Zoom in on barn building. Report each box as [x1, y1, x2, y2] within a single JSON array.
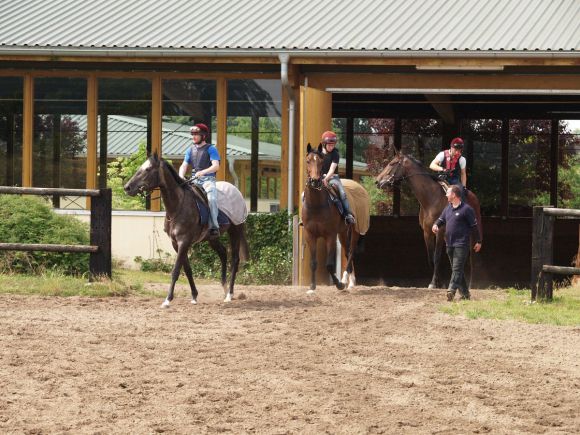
[[0, 0, 579, 286]]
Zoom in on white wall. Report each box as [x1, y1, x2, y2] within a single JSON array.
[[56, 210, 175, 269]]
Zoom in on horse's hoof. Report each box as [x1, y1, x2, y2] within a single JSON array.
[[428, 284, 435, 289], [306, 289, 315, 295], [161, 300, 171, 308], [336, 282, 345, 291], [224, 293, 232, 303], [191, 299, 197, 305]]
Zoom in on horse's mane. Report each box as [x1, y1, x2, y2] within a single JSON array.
[[402, 153, 440, 182], [160, 158, 185, 187]]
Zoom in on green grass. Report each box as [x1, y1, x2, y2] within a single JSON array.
[[0, 268, 215, 298], [441, 285, 580, 326]]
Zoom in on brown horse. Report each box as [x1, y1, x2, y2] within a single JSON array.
[[302, 143, 368, 292], [375, 151, 483, 289], [124, 153, 249, 307]]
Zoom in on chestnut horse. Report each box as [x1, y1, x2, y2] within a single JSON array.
[[124, 153, 249, 307], [375, 151, 483, 289], [301, 143, 366, 292]]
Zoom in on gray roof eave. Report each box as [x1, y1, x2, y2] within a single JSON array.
[[0, 46, 578, 59]]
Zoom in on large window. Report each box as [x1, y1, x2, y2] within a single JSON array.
[[508, 120, 551, 217], [162, 79, 216, 169], [0, 77, 23, 186], [462, 119, 502, 216], [350, 118, 393, 216], [34, 77, 87, 208], [227, 79, 281, 212], [557, 120, 580, 209], [98, 78, 151, 210], [400, 119, 442, 216]]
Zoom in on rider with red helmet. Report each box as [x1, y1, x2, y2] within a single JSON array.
[[320, 131, 355, 225], [430, 137, 467, 198], [179, 123, 221, 238]]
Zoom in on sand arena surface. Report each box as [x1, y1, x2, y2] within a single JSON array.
[[1, 285, 579, 434]]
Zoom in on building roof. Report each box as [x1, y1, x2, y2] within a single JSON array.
[[0, 0, 578, 55]]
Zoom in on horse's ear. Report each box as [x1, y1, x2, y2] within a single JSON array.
[[317, 143, 323, 154], [307, 143, 312, 154]]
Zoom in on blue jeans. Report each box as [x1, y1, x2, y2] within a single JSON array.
[[191, 175, 218, 229], [328, 175, 352, 215], [446, 245, 469, 296]]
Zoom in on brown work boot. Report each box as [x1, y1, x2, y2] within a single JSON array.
[[446, 291, 455, 302]]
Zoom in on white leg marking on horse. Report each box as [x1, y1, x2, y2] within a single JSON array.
[[428, 284, 435, 289], [224, 293, 232, 303], [341, 271, 349, 285], [348, 273, 356, 289], [306, 289, 315, 295], [191, 299, 197, 305], [161, 299, 171, 308]]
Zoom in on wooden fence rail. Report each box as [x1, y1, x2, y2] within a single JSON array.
[[531, 206, 580, 301], [0, 187, 112, 280]]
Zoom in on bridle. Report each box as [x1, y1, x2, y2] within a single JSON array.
[[305, 151, 324, 190], [379, 156, 433, 188]]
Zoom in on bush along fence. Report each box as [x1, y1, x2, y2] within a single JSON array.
[[0, 187, 112, 280], [531, 206, 580, 301], [138, 211, 294, 285]]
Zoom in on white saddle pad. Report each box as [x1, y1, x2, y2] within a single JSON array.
[[216, 181, 248, 225]]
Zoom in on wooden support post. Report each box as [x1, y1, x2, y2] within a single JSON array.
[[89, 188, 112, 280], [531, 206, 554, 301]]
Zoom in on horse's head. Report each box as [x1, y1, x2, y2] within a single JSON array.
[[305, 143, 324, 190], [375, 152, 406, 189], [124, 153, 162, 196]]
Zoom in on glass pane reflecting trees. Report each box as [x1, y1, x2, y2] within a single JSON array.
[[34, 77, 87, 208], [0, 77, 23, 186], [227, 79, 281, 212]]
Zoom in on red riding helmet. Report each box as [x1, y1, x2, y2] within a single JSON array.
[[450, 137, 464, 149], [321, 131, 338, 144], [190, 123, 209, 137]]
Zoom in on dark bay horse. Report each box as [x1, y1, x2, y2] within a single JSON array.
[[124, 153, 249, 307], [375, 151, 483, 289], [302, 143, 367, 292]]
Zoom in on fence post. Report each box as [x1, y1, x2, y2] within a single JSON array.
[[89, 188, 112, 280], [292, 215, 299, 286], [531, 206, 554, 301]]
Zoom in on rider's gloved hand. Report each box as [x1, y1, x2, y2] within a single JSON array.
[[437, 170, 450, 180]]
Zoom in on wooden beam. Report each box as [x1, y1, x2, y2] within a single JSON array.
[[308, 73, 580, 91], [22, 75, 33, 187], [217, 77, 227, 181], [424, 94, 455, 124], [86, 74, 98, 209], [150, 75, 162, 211]]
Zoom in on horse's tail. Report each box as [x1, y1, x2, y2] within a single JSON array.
[[236, 223, 250, 263]]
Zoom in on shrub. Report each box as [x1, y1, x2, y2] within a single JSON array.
[[0, 195, 90, 275], [138, 211, 293, 284]]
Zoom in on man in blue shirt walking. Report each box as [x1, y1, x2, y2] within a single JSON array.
[[179, 123, 221, 238], [432, 184, 482, 301]]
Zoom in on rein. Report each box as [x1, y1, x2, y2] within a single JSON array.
[[387, 159, 433, 185]]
